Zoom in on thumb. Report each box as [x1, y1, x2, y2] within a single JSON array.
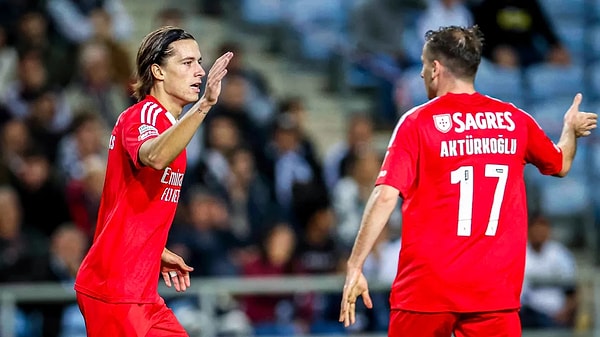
[[570, 93, 583, 111]]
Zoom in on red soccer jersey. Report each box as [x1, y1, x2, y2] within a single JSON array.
[[75, 95, 186, 303], [376, 92, 562, 312]]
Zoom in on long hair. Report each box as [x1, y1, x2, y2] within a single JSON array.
[[132, 26, 194, 101]]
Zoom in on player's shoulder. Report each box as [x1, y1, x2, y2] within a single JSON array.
[[119, 96, 166, 126], [480, 94, 531, 116], [398, 98, 442, 125]]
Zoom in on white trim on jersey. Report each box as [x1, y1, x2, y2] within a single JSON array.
[[140, 101, 153, 124], [165, 111, 177, 125], [140, 102, 164, 126], [151, 106, 163, 126]]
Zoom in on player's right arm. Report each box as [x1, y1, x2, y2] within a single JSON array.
[[138, 52, 233, 170]]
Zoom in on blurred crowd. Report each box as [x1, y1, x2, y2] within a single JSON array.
[[0, 0, 592, 336]]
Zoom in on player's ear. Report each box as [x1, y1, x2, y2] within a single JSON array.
[[432, 60, 441, 79], [151, 64, 165, 81]]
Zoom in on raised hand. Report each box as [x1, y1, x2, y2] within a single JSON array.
[[201, 52, 234, 106], [564, 93, 598, 137]]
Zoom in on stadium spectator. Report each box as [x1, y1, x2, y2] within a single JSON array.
[[471, 0, 570, 68], [56, 111, 107, 182], [63, 40, 131, 128], [339, 25, 596, 336], [240, 223, 301, 335], [45, 0, 132, 44], [332, 149, 383, 249], [217, 40, 275, 127], [349, 0, 427, 125], [521, 215, 578, 328], [223, 147, 278, 245], [417, 0, 473, 40], [168, 187, 243, 277], [323, 112, 375, 191]]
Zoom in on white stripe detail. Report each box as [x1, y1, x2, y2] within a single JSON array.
[[165, 111, 177, 125], [145, 104, 158, 126], [140, 102, 153, 124], [151, 107, 163, 126]]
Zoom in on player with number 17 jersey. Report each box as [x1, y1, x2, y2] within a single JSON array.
[[376, 92, 563, 312], [75, 95, 186, 303]]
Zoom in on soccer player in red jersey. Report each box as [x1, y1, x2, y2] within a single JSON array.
[[339, 26, 597, 337], [74, 26, 233, 337]]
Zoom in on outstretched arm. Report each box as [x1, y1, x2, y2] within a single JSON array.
[[139, 52, 233, 170], [339, 184, 399, 327], [555, 93, 597, 177]]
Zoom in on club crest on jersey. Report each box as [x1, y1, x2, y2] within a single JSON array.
[[433, 114, 452, 133]]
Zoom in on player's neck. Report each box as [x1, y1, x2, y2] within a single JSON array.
[[149, 88, 184, 119], [436, 79, 476, 97]]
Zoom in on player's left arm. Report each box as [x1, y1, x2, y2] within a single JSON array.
[[555, 93, 597, 177], [160, 247, 194, 292]]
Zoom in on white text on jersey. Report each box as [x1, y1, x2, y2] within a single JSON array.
[[440, 135, 517, 157], [453, 111, 515, 133], [160, 167, 184, 187], [160, 167, 184, 203]]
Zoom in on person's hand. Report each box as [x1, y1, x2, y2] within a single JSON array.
[[201, 52, 234, 106], [161, 248, 194, 292], [339, 267, 372, 327], [564, 93, 597, 138]]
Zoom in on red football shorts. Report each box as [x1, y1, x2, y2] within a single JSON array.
[[389, 309, 521, 337], [76, 292, 188, 337]]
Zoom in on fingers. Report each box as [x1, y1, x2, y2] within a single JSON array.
[[184, 272, 191, 288], [362, 289, 373, 309], [162, 272, 172, 287], [571, 93, 583, 110], [208, 52, 233, 79]]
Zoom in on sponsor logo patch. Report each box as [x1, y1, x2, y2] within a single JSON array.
[[138, 124, 158, 141], [433, 114, 452, 133]]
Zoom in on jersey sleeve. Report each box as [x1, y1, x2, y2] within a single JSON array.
[[375, 112, 419, 198], [524, 113, 563, 175], [121, 111, 161, 169]]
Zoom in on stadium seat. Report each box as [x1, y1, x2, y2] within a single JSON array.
[[526, 96, 575, 139], [589, 62, 600, 101], [282, 0, 346, 62], [524, 63, 585, 103], [475, 60, 525, 108], [240, 0, 283, 26], [588, 24, 600, 63], [539, 0, 586, 21]]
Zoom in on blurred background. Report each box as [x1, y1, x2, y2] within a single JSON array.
[[0, 0, 599, 336]]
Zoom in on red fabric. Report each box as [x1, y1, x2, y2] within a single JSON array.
[[75, 95, 186, 303], [377, 93, 562, 312], [76, 292, 188, 337], [388, 309, 521, 337]]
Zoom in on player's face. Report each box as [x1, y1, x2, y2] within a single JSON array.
[[160, 39, 206, 105], [420, 45, 437, 99]]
